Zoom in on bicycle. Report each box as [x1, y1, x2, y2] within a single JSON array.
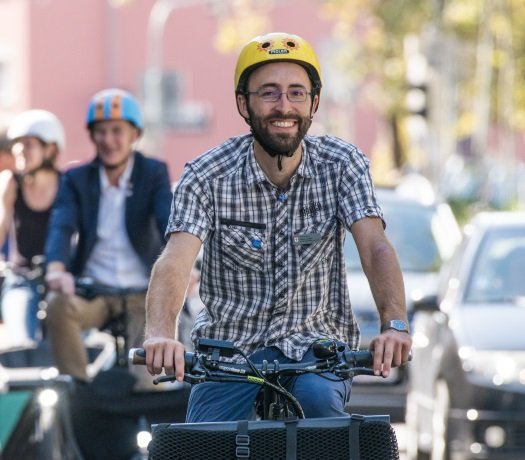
[[74, 277, 148, 369], [130, 338, 403, 460]]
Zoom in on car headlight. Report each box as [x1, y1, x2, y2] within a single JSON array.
[[459, 347, 525, 386]]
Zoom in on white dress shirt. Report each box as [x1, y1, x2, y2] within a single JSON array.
[[83, 157, 149, 289]]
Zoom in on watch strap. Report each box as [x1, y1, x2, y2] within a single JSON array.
[[380, 319, 409, 333]]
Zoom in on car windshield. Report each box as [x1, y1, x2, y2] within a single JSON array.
[[344, 199, 442, 273], [465, 227, 525, 303]]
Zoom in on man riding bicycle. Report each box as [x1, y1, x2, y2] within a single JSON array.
[[143, 32, 412, 422]]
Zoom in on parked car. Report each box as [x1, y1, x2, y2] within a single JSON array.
[[345, 185, 461, 423], [406, 211, 525, 460]]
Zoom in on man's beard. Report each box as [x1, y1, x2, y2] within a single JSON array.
[[248, 106, 311, 158]]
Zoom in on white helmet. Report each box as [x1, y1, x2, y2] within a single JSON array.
[[7, 109, 66, 152]]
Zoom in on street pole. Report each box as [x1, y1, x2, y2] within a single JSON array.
[[144, 0, 219, 157]]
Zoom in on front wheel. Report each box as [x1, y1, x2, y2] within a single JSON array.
[[431, 380, 450, 460]]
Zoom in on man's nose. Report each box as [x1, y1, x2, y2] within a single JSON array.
[[275, 92, 294, 110]]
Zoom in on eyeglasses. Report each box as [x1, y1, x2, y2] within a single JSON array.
[[246, 87, 311, 103]]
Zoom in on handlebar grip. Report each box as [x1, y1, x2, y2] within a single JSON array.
[[129, 348, 146, 366], [128, 347, 198, 371], [351, 350, 374, 367], [342, 349, 412, 367]]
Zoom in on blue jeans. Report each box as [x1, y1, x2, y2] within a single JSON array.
[[1, 272, 41, 346], [186, 346, 352, 422]]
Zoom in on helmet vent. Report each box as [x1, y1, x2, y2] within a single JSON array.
[[262, 42, 271, 49]]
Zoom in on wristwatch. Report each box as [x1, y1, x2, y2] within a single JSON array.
[[381, 320, 409, 334]]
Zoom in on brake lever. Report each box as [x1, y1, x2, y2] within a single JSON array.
[[333, 366, 380, 379], [153, 373, 206, 385], [153, 375, 173, 385]]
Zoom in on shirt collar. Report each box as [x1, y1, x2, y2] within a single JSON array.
[[296, 139, 316, 179], [244, 138, 316, 187]]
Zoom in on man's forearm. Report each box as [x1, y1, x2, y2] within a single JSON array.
[[365, 243, 407, 323], [145, 231, 202, 340], [145, 253, 187, 340]]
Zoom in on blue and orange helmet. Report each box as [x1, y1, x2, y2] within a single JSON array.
[[86, 88, 144, 133]]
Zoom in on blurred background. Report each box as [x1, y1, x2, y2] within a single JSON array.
[[1, 0, 524, 223]]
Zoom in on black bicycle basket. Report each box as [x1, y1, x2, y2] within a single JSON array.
[[147, 414, 399, 460]]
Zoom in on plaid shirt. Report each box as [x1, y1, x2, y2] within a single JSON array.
[[167, 134, 383, 361]]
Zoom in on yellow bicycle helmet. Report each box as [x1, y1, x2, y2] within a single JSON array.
[[234, 32, 322, 97]]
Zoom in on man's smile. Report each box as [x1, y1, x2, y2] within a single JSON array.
[[271, 120, 296, 128]]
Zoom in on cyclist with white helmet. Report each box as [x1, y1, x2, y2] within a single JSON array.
[[43, 88, 172, 388], [143, 32, 412, 422], [0, 109, 64, 347]]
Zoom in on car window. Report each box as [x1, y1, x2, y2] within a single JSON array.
[[345, 200, 443, 272], [466, 228, 525, 303]]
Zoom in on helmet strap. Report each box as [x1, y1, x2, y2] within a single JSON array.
[[250, 126, 295, 164]]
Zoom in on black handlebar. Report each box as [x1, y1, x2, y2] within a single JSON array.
[[75, 277, 147, 300], [130, 339, 411, 421], [128, 341, 379, 384], [129, 347, 146, 365]]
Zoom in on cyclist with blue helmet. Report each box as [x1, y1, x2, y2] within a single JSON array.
[[143, 33, 412, 422], [43, 88, 172, 388]]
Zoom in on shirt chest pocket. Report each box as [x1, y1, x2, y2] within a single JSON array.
[[295, 219, 336, 272], [219, 219, 266, 272]]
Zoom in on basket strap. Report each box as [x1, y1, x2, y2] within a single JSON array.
[[349, 414, 364, 460], [285, 417, 298, 460], [235, 420, 250, 459]]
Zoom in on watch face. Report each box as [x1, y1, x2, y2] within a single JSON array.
[[383, 320, 409, 333], [391, 320, 408, 331]]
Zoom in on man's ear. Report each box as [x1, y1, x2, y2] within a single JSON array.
[[312, 94, 320, 114], [236, 93, 249, 119]]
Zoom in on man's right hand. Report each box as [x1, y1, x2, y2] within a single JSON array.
[[45, 270, 75, 295], [143, 337, 186, 382]]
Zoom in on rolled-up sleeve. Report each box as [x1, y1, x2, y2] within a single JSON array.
[[337, 148, 384, 229], [166, 165, 212, 242]]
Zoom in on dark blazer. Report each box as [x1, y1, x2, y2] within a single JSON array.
[[45, 151, 172, 276]]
